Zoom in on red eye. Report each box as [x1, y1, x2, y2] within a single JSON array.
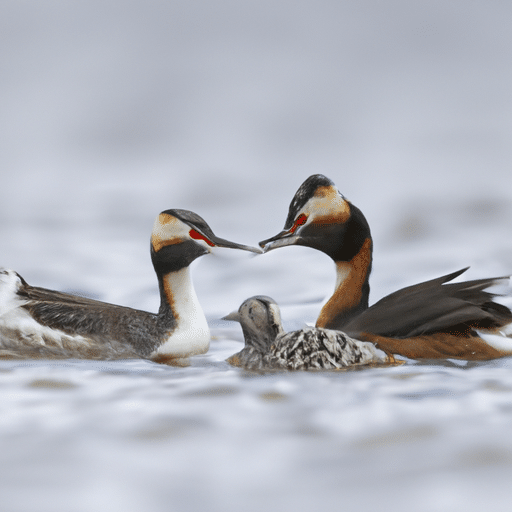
[[289, 213, 307, 234], [189, 229, 215, 247]]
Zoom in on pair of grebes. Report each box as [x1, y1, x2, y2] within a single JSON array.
[[1, 175, 511, 369]]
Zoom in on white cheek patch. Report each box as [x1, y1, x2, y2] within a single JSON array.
[[151, 214, 190, 252], [302, 187, 350, 225]]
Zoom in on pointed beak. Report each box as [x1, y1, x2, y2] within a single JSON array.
[[208, 234, 262, 254], [258, 230, 302, 253], [222, 310, 241, 322]]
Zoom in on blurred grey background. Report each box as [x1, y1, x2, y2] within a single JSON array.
[[1, 0, 512, 311]]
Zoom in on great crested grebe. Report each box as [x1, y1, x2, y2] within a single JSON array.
[[259, 175, 512, 361], [0, 209, 260, 363]]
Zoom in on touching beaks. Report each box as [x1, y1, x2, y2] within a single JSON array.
[[258, 231, 302, 253], [191, 229, 262, 254], [212, 236, 263, 254], [259, 213, 307, 252]]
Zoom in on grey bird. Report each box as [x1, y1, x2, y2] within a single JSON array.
[[224, 296, 399, 370]]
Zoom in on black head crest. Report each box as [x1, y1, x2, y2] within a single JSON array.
[[284, 174, 336, 229], [161, 209, 216, 239]]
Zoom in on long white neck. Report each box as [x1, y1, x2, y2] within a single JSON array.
[[155, 267, 210, 358]]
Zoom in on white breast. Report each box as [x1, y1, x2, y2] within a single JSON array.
[[153, 267, 210, 358]]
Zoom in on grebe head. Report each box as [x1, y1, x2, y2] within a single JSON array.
[[259, 174, 371, 263], [151, 209, 261, 274], [223, 295, 284, 353]]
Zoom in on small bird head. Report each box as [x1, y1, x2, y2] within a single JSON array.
[[223, 295, 285, 353]]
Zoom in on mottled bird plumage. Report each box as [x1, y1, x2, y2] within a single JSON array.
[[225, 296, 395, 370]]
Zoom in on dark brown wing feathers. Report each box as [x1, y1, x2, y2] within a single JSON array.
[[16, 278, 162, 357], [343, 268, 512, 338]]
